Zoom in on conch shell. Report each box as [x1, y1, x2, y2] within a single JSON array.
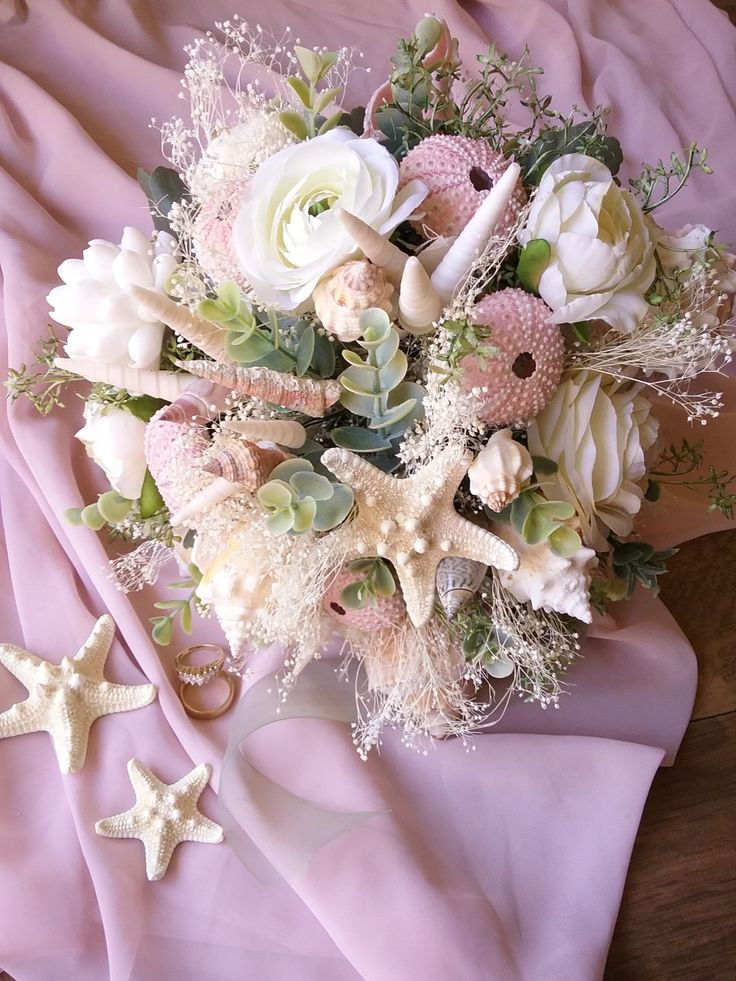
[[220, 417, 307, 449], [313, 260, 395, 342], [202, 435, 287, 490], [435, 556, 487, 619], [55, 357, 197, 402], [397, 256, 444, 335], [335, 208, 409, 286], [431, 162, 521, 303], [493, 523, 596, 623], [468, 429, 533, 511], [179, 360, 341, 418], [129, 286, 232, 363]]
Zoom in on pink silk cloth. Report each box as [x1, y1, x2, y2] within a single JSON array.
[[0, 1, 735, 978]]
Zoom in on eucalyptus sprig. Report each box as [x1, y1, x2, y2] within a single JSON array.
[[5, 326, 77, 415], [280, 46, 343, 140], [629, 143, 712, 213], [648, 437, 736, 518], [149, 563, 203, 646]]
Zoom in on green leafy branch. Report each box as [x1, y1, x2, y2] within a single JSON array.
[[648, 438, 736, 518], [149, 564, 203, 646], [629, 143, 711, 213], [5, 326, 77, 415], [198, 281, 336, 378], [431, 316, 499, 379], [257, 458, 354, 535], [280, 46, 343, 140], [339, 558, 397, 610], [333, 308, 425, 453], [494, 483, 582, 559], [514, 111, 623, 187]]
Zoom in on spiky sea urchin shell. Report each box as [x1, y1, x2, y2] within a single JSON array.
[[399, 135, 526, 238], [461, 288, 565, 425], [322, 566, 406, 631]]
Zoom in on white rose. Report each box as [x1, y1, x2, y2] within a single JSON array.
[[76, 403, 148, 500], [519, 154, 655, 332], [232, 128, 427, 310], [527, 372, 659, 550], [47, 227, 179, 369]]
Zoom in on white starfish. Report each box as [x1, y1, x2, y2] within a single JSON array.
[[0, 615, 157, 774], [95, 759, 224, 881], [321, 444, 519, 627]]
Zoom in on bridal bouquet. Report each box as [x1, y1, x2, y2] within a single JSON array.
[[10, 15, 735, 752]]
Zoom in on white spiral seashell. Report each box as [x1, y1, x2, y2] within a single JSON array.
[[335, 207, 409, 286], [128, 285, 232, 363], [435, 556, 487, 619], [468, 429, 534, 511], [493, 523, 596, 623], [397, 256, 444, 335], [220, 418, 307, 449], [431, 162, 521, 303], [55, 357, 197, 402], [313, 260, 396, 342], [169, 476, 244, 527], [416, 235, 456, 274]]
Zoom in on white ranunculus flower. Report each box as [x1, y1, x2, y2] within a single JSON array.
[[527, 372, 659, 550], [47, 227, 179, 370], [232, 128, 427, 310], [76, 403, 148, 500], [519, 154, 655, 332]]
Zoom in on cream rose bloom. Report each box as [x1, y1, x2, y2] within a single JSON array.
[[527, 372, 659, 550], [76, 403, 148, 500], [232, 128, 427, 310], [519, 154, 655, 332]]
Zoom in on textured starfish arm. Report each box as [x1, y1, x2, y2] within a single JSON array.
[[74, 616, 116, 678], [450, 517, 519, 571], [0, 644, 47, 689], [127, 757, 165, 797], [53, 705, 93, 774], [144, 834, 179, 881], [0, 698, 43, 738], [396, 559, 442, 628], [87, 682, 157, 719], [185, 815, 225, 844], [95, 809, 141, 839], [174, 763, 211, 799]]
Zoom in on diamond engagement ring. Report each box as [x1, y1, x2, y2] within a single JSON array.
[[174, 644, 225, 686]]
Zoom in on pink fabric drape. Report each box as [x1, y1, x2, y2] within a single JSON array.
[[0, 2, 734, 979]]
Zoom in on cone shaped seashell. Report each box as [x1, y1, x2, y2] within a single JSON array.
[[169, 476, 244, 527], [55, 357, 197, 402], [202, 436, 287, 491], [129, 286, 231, 363], [335, 207, 408, 287], [156, 389, 215, 425], [398, 257, 444, 335], [179, 360, 342, 418], [431, 162, 521, 303], [220, 417, 307, 449], [313, 260, 396, 343], [436, 556, 487, 619], [468, 429, 534, 511], [416, 236, 455, 274]]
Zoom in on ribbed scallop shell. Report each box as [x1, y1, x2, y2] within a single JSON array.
[[202, 437, 287, 491], [468, 429, 534, 511], [313, 260, 396, 343], [435, 556, 487, 619]]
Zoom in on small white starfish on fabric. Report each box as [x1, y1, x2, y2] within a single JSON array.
[[95, 759, 224, 881], [0, 615, 157, 774], [321, 444, 519, 627]]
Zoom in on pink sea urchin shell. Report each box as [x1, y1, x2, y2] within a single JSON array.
[[192, 179, 247, 285], [399, 135, 526, 239], [461, 289, 564, 426], [322, 566, 406, 632]]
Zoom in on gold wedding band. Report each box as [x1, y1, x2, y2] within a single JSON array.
[[174, 644, 224, 686], [179, 672, 236, 720]]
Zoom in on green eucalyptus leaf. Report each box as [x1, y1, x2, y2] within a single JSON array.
[[278, 110, 309, 141], [292, 497, 318, 533], [187, 562, 202, 584], [315, 51, 339, 81], [369, 397, 417, 430], [331, 427, 393, 453], [216, 281, 242, 317], [150, 616, 174, 646], [377, 350, 408, 392], [266, 509, 296, 536], [139, 469, 164, 519], [535, 500, 576, 523], [340, 580, 366, 610], [314, 87, 342, 114], [180, 602, 193, 634], [123, 395, 166, 422], [228, 332, 274, 364], [517, 239, 551, 293], [97, 491, 133, 524], [295, 323, 316, 377], [81, 503, 106, 531], [313, 483, 354, 531], [291, 471, 334, 502], [521, 506, 555, 545], [257, 480, 295, 510], [154, 600, 185, 610], [340, 389, 377, 418], [341, 349, 365, 367], [531, 455, 559, 476], [294, 45, 322, 82], [340, 364, 377, 395], [255, 349, 299, 373], [270, 458, 314, 482], [64, 507, 84, 526], [372, 560, 396, 597], [510, 491, 536, 533], [287, 75, 312, 108], [198, 298, 228, 323], [547, 525, 583, 558], [311, 333, 336, 377]]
